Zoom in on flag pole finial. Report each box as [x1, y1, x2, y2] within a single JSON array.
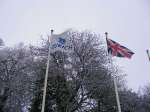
[[146, 49, 150, 61], [105, 32, 108, 38], [146, 49, 149, 53], [51, 29, 54, 33]]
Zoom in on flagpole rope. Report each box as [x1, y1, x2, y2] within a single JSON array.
[[41, 29, 54, 112]]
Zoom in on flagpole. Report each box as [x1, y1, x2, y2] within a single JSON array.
[[41, 29, 54, 112], [105, 32, 122, 112], [113, 76, 121, 112]]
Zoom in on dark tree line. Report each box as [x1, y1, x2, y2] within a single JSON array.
[[0, 30, 150, 112]]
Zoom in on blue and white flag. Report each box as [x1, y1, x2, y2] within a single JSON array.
[[50, 31, 73, 53]]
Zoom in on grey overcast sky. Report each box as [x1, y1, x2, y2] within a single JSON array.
[[0, 0, 150, 91]]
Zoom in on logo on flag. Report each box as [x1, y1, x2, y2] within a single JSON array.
[[50, 31, 73, 53], [106, 38, 134, 59], [58, 37, 66, 45]]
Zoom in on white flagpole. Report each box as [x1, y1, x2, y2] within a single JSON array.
[[113, 76, 121, 112], [105, 32, 121, 112], [41, 29, 54, 112]]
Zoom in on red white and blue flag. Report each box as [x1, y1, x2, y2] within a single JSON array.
[[106, 38, 134, 59]]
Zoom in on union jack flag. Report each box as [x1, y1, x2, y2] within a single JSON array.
[[106, 38, 134, 59]]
